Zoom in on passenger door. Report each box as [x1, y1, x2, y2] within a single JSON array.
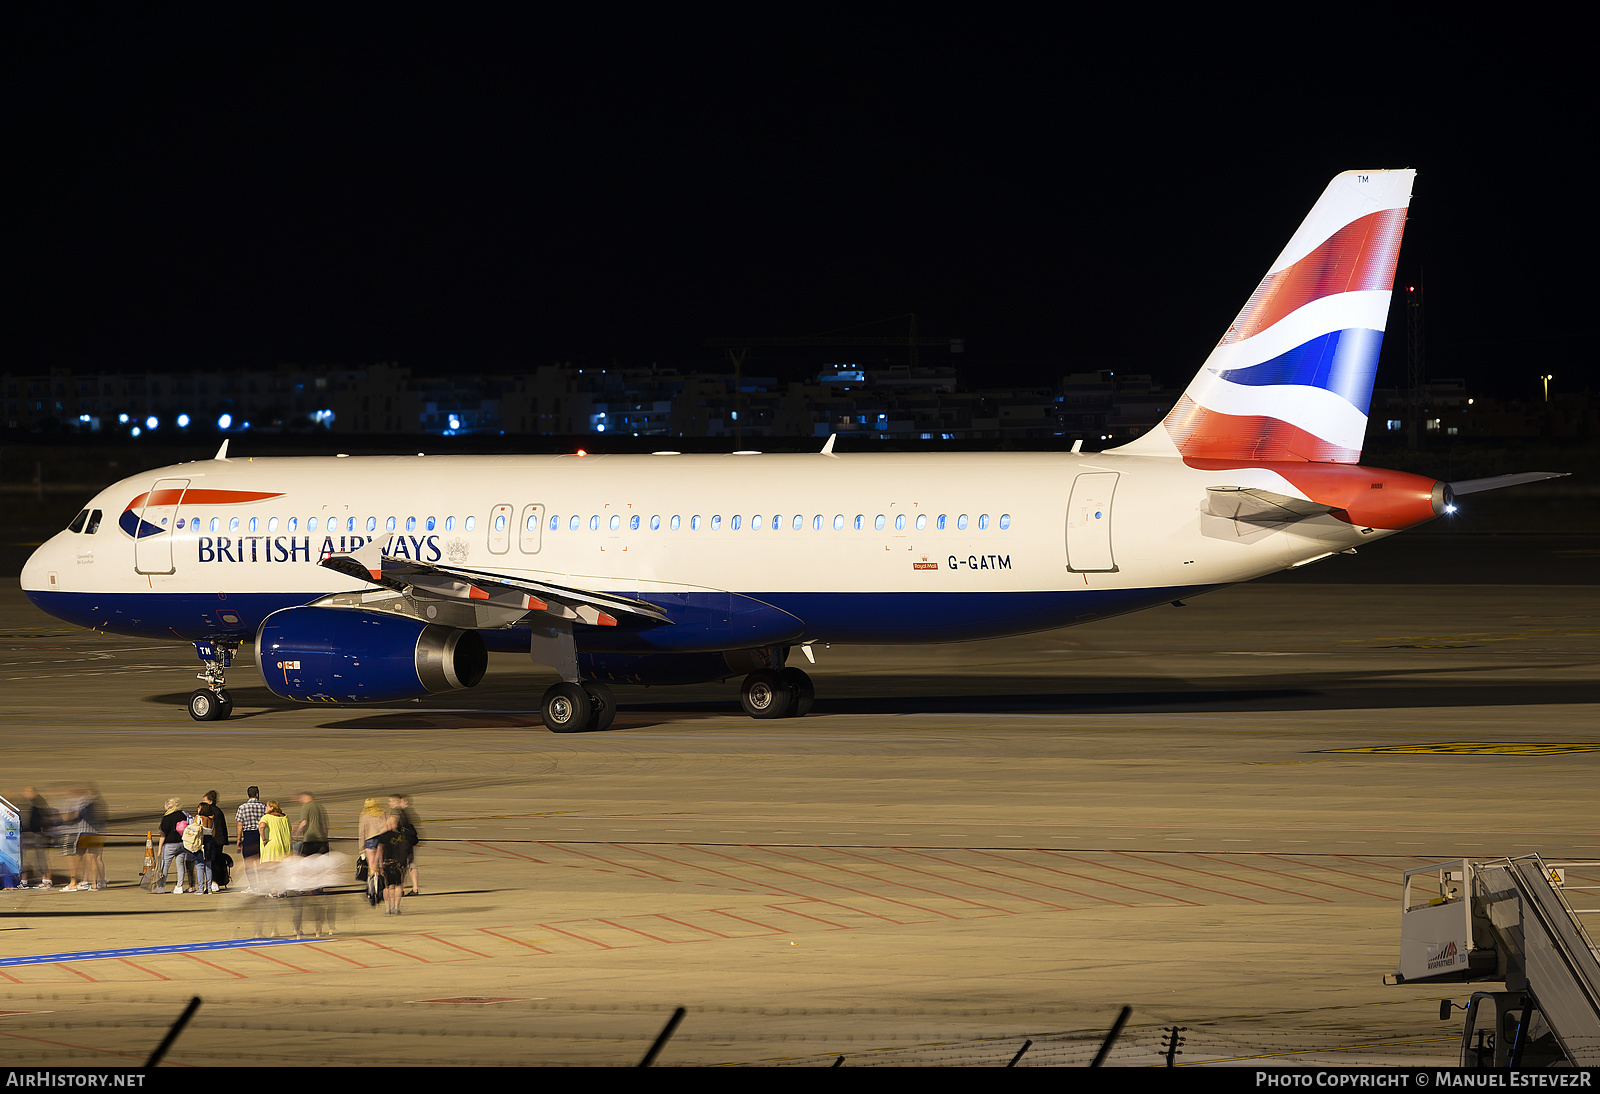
[[1065, 472, 1119, 573], [134, 477, 189, 575]]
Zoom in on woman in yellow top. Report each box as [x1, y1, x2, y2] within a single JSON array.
[[358, 798, 386, 903], [259, 801, 292, 863]]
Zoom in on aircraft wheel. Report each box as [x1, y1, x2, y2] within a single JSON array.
[[541, 682, 593, 732], [741, 671, 794, 719], [584, 682, 617, 732], [188, 689, 222, 721], [781, 668, 814, 718], [216, 689, 234, 720]]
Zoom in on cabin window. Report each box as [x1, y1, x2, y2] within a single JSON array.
[[711, 515, 722, 531], [792, 515, 803, 531], [690, 515, 701, 531], [999, 513, 1011, 530], [268, 517, 279, 533], [812, 514, 822, 531], [650, 515, 661, 530], [589, 515, 599, 531], [549, 515, 559, 531], [308, 517, 317, 532], [670, 515, 681, 531], [426, 516, 436, 531], [874, 514, 885, 531], [957, 514, 968, 530], [894, 514, 905, 531], [528, 514, 540, 531], [631, 515, 640, 531], [854, 515, 864, 530], [445, 516, 456, 531], [978, 514, 989, 530], [610, 515, 621, 531], [366, 517, 377, 532], [385, 517, 396, 532], [937, 514, 947, 530], [464, 516, 476, 531], [230, 517, 241, 532], [406, 516, 416, 532], [915, 514, 926, 530], [752, 514, 764, 530], [731, 515, 741, 530], [249, 517, 259, 533], [287, 517, 297, 533], [834, 514, 845, 530]]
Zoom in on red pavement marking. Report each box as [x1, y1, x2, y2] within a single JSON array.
[[1119, 851, 1333, 903], [1025, 851, 1202, 905], [549, 842, 685, 883], [244, 947, 315, 973], [1048, 851, 1251, 904], [654, 914, 734, 939], [0, 1028, 166, 1062], [52, 963, 98, 982], [761, 902, 857, 930], [354, 937, 433, 963], [466, 840, 549, 864], [117, 957, 171, 980], [595, 918, 681, 944], [960, 844, 1139, 908], [858, 845, 1075, 911], [706, 908, 790, 935], [614, 843, 913, 926], [477, 928, 555, 956], [183, 953, 249, 979], [422, 934, 494, 958], [1261, 854, 1400, 900], [537, 922, 618, 949], [1195, 852, 1391, 901], [900, 847, 1091, 908], [701, 844, 954, 923]]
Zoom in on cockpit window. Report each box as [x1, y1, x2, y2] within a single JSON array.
[[85, 509, 103, 534], [68, 509, 89, 533]]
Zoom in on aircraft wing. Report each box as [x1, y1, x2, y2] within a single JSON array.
[[1205, 486, 1333, 524], [317, 544, 673, 630], [1448, 472, 1569, 496]]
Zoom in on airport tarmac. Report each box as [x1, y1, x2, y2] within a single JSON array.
[[2, 538, 1598, 1067]]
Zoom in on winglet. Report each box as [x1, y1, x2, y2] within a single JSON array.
[[821, 433, 837, 456], [214, 439, 230, 461]]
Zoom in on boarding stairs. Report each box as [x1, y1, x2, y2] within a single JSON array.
[[1394, 855, 1600, 1067]]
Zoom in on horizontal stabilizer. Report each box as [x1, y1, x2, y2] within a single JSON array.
[[1448, 472, 1569, 496], [1206, 485, 1333, 524]]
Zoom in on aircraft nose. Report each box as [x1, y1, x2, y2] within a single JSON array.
[[20, 532, 63, 595]]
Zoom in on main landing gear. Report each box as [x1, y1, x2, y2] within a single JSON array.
[[188, 637, 240, 721], [740, 667, 813, 719], [540, 680, 616, 733]]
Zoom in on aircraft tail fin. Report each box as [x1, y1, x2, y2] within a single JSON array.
[[1112, 169, 1415, 464]]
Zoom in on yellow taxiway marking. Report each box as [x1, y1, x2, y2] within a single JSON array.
[[1319, 742, 1600, 756]]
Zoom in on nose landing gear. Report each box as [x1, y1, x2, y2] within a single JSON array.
[[189, 638, 240, 721]]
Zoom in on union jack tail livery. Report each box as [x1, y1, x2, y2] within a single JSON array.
[[1116, 169, 1415, 464]]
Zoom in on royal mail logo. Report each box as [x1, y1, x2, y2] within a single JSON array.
[[913, 561, 939, 571]]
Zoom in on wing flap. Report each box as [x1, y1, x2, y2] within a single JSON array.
[[318, 548, 671, 629]]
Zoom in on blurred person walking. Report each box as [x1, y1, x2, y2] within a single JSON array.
[[235, 786, 266, 891], [357, 798, 386, 906], [197, 790, 228, 892], [389, 793, 423, 896], [294, 791, 329, 856], [154, 797, 194, 895], [19, 787, 52, 888], [376, 812, 408, 915]]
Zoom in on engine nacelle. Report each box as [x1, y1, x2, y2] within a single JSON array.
[[257, 606, 488, 704]]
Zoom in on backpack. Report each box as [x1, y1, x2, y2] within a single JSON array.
[[181, 814, 204, 852]]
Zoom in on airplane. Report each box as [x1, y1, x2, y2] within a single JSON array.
[[20, 169, 1565, 731]]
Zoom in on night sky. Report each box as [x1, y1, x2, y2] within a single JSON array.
[[6, 12, 1588, 398]]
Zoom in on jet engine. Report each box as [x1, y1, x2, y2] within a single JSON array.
[[257, 605, 488, 704]]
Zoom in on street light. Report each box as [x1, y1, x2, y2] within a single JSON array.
[[1541, 374, 1553, 401]]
